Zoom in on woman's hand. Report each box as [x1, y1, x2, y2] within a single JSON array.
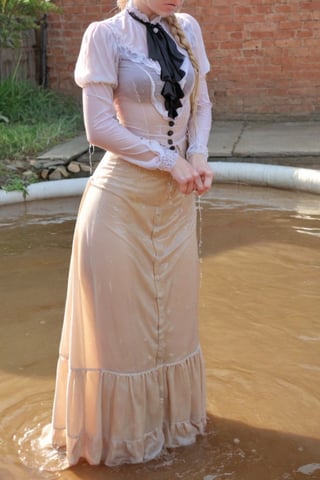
[[170, 155, 214, 195], [170, 156, 204, 195], [189, 153, 214, 195]]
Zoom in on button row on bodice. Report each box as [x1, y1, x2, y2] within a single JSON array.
[[168, 120, 175, 151]]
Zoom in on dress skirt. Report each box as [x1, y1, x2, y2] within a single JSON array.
[[51, 154, 207, 466]]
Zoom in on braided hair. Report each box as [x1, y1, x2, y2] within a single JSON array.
[[165, 14, 199, 113]]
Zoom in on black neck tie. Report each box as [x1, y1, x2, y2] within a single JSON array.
[[129, 10, 185, 119]]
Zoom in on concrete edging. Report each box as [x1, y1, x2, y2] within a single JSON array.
[[0, 162, 320, 206]]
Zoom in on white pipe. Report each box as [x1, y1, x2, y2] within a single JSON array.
[[0, 163, 320, 206], [0, 177, 88, 206], [210, 162, 320, 195]]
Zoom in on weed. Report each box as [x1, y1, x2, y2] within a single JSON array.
[[0, 79, 84, 161], [0, 79, 84, 190]]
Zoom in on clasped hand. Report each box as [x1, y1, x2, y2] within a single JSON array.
[[170, 154, 214, 195]]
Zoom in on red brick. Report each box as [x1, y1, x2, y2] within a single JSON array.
[[293, 29, 313, 38], [234, 6, 252, 15], [242, 39, 262, 50], [302, 37, 320, 46], [46, 0, 320, 118]]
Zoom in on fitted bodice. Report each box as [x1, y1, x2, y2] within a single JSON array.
[[114, 46, 194, 154], [74, 3, 212, 170]]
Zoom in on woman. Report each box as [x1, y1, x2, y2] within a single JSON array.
[[50, 0, 213, 467]]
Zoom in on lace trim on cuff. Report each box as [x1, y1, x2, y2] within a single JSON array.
[[157, 148, 178, 171], [121, 139, 178, 172], [143, 138, 178, 171]]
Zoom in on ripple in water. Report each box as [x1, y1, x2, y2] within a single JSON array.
[[0, 397, 257, 480], [0, 391, 68, 478]]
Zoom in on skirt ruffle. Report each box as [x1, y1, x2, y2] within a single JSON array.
[[52, 348, 206, 466]]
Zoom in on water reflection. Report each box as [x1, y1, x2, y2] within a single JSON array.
[[0, 185, 320, 480]]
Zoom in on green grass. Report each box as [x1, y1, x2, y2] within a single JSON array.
[[0, 117, 83, 159], [0, 158, 38, 194], [0, 78, 84, 160]]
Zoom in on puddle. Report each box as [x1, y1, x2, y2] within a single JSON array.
[[0, 185, 320, 480]]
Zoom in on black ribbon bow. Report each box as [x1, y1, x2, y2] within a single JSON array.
[[129, 10, 185, 119]]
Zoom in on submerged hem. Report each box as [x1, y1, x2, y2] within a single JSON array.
[[51, 347, 207, 467], [52, 416, 207, 467]]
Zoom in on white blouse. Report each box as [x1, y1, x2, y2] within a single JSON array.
[[74, 2, 212, 171]]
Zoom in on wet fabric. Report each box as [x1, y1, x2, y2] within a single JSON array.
[[74, 4, 212, 168], [51, 158, 207, 466], [49, 0, 211, 467]]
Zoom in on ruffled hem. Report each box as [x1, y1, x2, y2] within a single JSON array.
[[50, 348, 206, 466]]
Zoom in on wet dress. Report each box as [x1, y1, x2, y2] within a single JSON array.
[[50, 2, 212, 467]]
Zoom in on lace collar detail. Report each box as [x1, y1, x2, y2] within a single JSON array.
[[127, 0, 162, 25]]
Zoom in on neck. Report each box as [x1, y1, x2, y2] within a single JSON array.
[[131, 0, 158, 20]]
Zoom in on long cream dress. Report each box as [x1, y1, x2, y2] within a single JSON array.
[[51, 1, 212, 467]]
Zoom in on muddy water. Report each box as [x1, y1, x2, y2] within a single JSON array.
[[0, 185, 320, 480]]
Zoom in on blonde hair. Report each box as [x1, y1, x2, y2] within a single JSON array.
[[165, 14, 199, 113], [117, 0, 200, 112]]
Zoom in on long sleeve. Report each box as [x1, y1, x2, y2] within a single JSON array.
[[186, 74, 212, 160], [75, 21, 178, 171], [82, 84, 178, 171]]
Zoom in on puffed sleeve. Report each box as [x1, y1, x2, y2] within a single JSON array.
[[74, 22, 178, 171], [179, 14, 212, 160], [74, 21, 118, 88]]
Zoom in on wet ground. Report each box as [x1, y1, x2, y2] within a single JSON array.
[[0, 184, 320, 480]]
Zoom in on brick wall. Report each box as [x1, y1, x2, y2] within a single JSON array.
[[47, 0, 320, 119]]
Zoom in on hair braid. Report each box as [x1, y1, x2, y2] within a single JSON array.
[[166, 14, 199, 113]]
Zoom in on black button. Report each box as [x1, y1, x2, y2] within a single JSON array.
[[167, 130, 174, 136], [169, 146, 175, 150], [168, 139, 173, 145], [168, 120, 174, 127]]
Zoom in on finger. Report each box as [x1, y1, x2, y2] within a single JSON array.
[[194, 175, 204, 193], [203, 171, 214, 190], [178, 179, 189, 194], [181, 171, 196, 184], [180, 180, 194, 195], [178, 171, 198, 194], [194, 173, 212, 195], [185, 180, 195, 195]]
